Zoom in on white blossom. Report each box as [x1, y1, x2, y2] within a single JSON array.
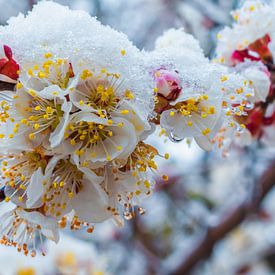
[[0, 205, 59, 256]]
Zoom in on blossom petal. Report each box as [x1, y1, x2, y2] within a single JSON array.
[[17, 209, 60, 243], [70, 178, 111, 223], [49, 101, 72, 148], [26, 167, 45, 208]]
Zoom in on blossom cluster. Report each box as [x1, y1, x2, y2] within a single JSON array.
[[0, 0, 273, 255], [0, 1, 163, 256], [215, 0, 275, 149]]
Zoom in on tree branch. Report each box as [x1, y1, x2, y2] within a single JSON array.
[[171, 160, 275, 275]]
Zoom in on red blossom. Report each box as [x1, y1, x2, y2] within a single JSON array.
[[263, 111, 275, 126], [245, 108, 264, 137], [231, 49, 261, 64], [231, 35, 273, 65], [249, 34, 273, 63], [0, 45, 19, 82]]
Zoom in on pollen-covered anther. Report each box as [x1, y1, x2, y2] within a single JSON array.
[[202, 128, 211, 136], [220, 75, 228, 82], [120, 110, 129, 115]]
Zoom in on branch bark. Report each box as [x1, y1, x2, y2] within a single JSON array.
[[171, 160, 275, 275]]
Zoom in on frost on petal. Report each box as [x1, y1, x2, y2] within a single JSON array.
[[0, 1, 154, 119], [155, 28, 204, 57]]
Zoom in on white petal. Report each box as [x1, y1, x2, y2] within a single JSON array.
[[194, 136, 213, 151], [71, 179, 111, 223], [41, 228, 60, 243], [71, 111, 107, 125], [36, 85, 66, 100], [20, 73, 46, 91], [114, 101, 151, 139], [242, 67, 270, 102], [77, 165, 106, 201], [26, 168, 45, 208], [50, 101, 72, 148], [17, 209, 60, 243], [45, 155, 64, 175], [0, 74, 17, 83]]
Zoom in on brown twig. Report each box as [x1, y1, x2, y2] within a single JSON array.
[[0, 81, 15, 91], [171, 160, 275, 275]]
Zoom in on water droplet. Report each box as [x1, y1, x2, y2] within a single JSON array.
[[236, 126, 245, 134], [123, 211, 133, 220], [245, 102, 254, 110], [137, 207, 146, 215], [168, 132, 184, 143]]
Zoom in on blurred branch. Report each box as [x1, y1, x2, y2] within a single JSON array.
[[28, 0, 35, 10], [171, 160, 275, 275], [133, 215, 166, 258], [132, 216, 164, 275], [93, 0, 102, 19]]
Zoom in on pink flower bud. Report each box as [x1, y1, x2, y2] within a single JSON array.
[[154, 69, 182, 101]]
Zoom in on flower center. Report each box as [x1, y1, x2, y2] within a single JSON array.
[[15, 96, 64, 140], [1, 151, 47, 203], [76, 69, 135, 116], [27, 57, 73, 90], [82, 81, 120, 113], [124, 141, 159, 173], [173, 96, 216, 117], [65, 120, 121, 160]]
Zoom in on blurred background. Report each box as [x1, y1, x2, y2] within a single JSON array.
[[1, 1, 275, 275]]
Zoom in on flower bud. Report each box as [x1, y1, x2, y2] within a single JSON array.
[[154, 69, 182, 101]]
